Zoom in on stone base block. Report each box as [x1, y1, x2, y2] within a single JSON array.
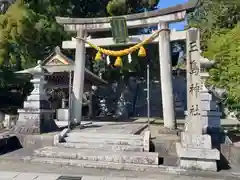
[[176, 142, 220, 160], [181, 133, 212, 149], [11, 125, 41, 134], [177, 143, 219, 171], [11, 109, 58, 134], [179, 159, 217, 171], [176, 133, 220, 171]]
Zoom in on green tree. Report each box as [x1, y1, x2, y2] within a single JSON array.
[[0, 1, 68, 69], [188, 0, 240, 113], [205, 25, 240, 112], [0, 0, 161, 111], [0, 0, 160, 70], [107, 0, 158, 16], [188, 0, 240, 50], [0, 0, 70, 113]]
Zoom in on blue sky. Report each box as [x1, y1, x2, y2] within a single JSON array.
[[157, 0, 188, 30]]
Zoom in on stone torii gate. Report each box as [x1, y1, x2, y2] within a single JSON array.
[[55, 0, 199, 127]]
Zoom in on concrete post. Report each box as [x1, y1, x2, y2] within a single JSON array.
[[158, 22, 175, 129], [72, 29, 87, 124]]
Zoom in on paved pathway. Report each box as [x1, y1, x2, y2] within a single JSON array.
[[0, 172, 60, 180], [0, 159, 239, 180], [71, 121, 148, 134], [1, 171, 240, 180]]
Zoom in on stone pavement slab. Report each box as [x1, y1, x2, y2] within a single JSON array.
[[0, 159, 239, 180], [79, 123, 147, 134], [0, 172, 60, 180], [0, 171, 234, 180], [0, 172, 20, 179], [13, 173, 38, 180]]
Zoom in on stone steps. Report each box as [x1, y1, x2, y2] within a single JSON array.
[[56, 142, 144, 152], [23, 156, 159, 171], [67, 132, 143, 140], [65, 136, 143, 146], [34, 146, 159, 165]]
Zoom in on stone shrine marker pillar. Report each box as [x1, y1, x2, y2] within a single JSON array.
[[176, 28, 220, 171], [185, 28, 202, 134]]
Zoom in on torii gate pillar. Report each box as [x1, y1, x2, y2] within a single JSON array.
[[158, 22, 175, 129], [72, 29, 87, 124]]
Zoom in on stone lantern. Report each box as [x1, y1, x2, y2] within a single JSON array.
[[11, 60, 58, 134], [184, 57, 222, 132], [199, 57, 222, 133]]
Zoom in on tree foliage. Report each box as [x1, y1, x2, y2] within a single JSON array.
[[188, 0, 240, 50], [0, 0, 160, 70], [205, 25, 240, 111], [188, 0, 240, 112], [107, 0, 158, 16], [0, 1, 68, 70], [0, 0, 160, 112]]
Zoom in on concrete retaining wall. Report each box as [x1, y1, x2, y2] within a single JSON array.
[[220, 144, 240, 169]]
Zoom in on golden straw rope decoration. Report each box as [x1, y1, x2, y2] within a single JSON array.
[[77, 29, 169, 67], [95, 51, 102, 61]]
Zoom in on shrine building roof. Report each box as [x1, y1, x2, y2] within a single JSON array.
[[16, 46, 107, 86]]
